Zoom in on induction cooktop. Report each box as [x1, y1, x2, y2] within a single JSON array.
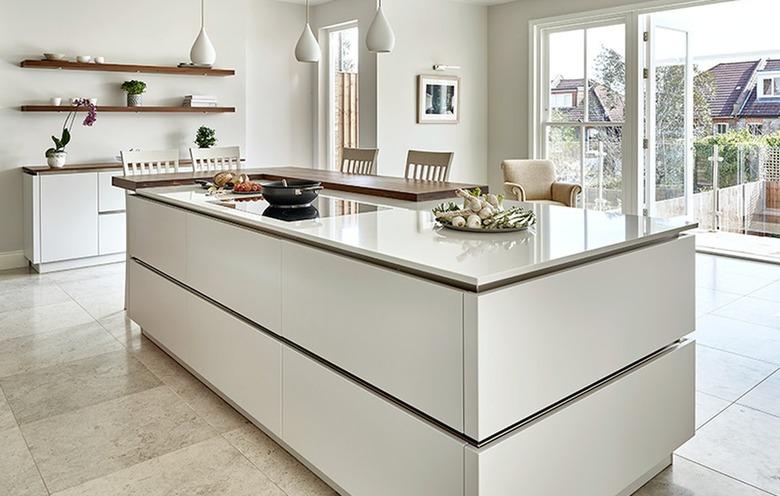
[[210, 194, 384, 222]]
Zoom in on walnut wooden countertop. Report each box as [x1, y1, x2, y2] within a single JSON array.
[[112, 166, 489, 202]]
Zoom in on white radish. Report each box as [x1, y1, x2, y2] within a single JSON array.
[[486, 194, 500, 208], [435, 208, 472, 221], [467, 214, 482, 229], [451, 216, 466, 228]]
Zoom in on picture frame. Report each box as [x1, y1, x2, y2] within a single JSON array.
[[417, 74, 460, 124]]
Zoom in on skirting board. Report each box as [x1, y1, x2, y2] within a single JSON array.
[[0, 250, 27, 270], [31, 253, 126, 274]]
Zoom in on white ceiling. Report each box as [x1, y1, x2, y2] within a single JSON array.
[[274, 0, 514, 5]]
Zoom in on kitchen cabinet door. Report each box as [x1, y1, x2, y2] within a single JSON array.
[[98, 171, 126, 212], [283, 347, 464, 496], [99, 212, 126, 255], [40, 173, 99, 262]]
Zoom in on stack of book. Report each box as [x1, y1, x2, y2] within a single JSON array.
[[183, 95, 218, 107]]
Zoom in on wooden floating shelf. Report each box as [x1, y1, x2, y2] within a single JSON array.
[[21, 105, 235, 113], [20, 59, 235, 77]]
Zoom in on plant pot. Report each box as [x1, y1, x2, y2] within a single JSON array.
[[47, 151, 67, 168], [127, 94, 143, 107]]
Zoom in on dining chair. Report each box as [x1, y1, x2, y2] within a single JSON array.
[[189, 146, 242, 172], [404, 150, 454, 181], [121, 149, 180, 176], [500, 159, 582, 207], [340, 148, 379, 175]]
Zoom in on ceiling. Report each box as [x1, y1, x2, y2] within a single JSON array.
[[274, 0, 514, 5]]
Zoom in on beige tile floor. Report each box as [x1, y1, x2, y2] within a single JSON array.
[[0, 255, 778, 495]]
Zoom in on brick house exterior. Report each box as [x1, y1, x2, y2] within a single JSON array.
[[704, 59, 780, 135]]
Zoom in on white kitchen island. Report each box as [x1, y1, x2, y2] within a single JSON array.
[[122, 185, 696, 496]]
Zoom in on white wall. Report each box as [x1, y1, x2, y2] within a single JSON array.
[[0, 0, 309, 256], [486, 0, 693, 192], [311, 0, 378, 169], [378, 0, 488, 183], [311, 0, 488, 183]]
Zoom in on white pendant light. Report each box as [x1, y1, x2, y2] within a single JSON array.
[[190, 0, 216, 66], [295, 0, 320, 63], [366, 0, 395, 53]]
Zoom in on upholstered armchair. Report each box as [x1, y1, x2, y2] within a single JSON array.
[[500, 159, 582, 207]]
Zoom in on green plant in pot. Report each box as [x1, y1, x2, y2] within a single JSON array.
[[195, 126, 217, 148], [45, 98, 98, 168], [121, 80, 147, 107]]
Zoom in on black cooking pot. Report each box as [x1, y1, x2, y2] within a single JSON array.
[[262, 179, 323, 207]]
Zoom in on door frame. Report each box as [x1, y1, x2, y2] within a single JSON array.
[[529, 0, 733, 216]]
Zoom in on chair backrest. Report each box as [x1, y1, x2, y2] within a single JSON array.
[[404, 150, 454, 181], [121, 149, 180, 176], [500, 159, 557, 200], [189, 146, 242, 172], [341, 148, 378, 175]]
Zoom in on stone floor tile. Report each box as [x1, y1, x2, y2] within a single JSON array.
[[676, 404, 780, 494], [22, 386, 215, 493], [50, 436, 284, 496], [224, 424, 337, 496], [0, 350, 160, 424], [0, 321, 122, 378]]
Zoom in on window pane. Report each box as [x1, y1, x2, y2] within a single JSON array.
[[549, 30, 584, 122], [764, 78, 773, 96], [774, 77, 780, 96], [587, 24, 625, 122], [584, 127, 622, 211], [547, 125, 582, 185]]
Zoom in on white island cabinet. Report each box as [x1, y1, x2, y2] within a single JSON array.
[[124, 187, 697, 496], [23, 167, 126, 272]]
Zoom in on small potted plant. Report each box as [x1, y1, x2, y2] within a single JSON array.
[[195, 125, 217, 148], [45, 98, 97, 168], [121, 80, 147, 107]]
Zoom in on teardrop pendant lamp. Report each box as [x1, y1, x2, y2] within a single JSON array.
[[295, 0, 320, 63], [366, 0, 395, 53], [190, 0, 216, 65]]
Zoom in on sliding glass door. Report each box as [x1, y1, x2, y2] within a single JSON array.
[[542, 22, 626, 212]]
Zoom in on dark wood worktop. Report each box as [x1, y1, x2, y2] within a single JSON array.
[[23, 162, 124, 175], [112, 166, 488, 202]]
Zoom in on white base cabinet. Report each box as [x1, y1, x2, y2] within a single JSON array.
[[23, 169, 127, 272]]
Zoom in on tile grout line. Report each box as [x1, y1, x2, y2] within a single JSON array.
[[218, 430, 293, 496], [0, 383, 53, 495], [696, 342, 780, 367], [674, 454, 779, 496]]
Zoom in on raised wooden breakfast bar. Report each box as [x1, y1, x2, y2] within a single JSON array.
[[113, 170, 697, 496], [111, 166, 489, 201]]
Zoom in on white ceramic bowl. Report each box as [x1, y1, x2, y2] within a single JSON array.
[[43, 53, 65, 61], [94, 56, 105, 64], [76, 55, 92, 63]]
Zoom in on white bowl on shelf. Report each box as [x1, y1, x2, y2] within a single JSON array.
[[76, 55, 92, 63], [43, 53, 65, 61]]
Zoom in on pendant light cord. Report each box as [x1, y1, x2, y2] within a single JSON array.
[[306, 0, 310, 23], [201, 0, 205, 28]]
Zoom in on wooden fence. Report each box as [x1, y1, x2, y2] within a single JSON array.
[[335, 72, 359, 168]]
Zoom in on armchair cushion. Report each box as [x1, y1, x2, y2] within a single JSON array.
[[503, 181, 527, 201], [551, 182, 582, 207], [500, 160, 556, 201]]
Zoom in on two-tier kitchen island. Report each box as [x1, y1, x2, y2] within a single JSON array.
[[115, 171, 697, 496]]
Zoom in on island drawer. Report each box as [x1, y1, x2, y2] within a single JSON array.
[[464, 235, 695, 440], [128, 259, 282, 435], [127, 195, 186, 281], [283, 347, 465, 496], [281, 241, 464, 431], [186, 213, 282, 332], [465, 340, 694, 496]]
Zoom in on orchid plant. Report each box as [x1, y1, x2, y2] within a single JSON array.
[[45, 98, 97, 158]]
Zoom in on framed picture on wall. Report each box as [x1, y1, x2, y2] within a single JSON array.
[[417, 75, 460, 124]]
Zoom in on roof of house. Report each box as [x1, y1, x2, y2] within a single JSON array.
[[704, 59, 780, 119], [705, 61, 760, 118], [550, 78, 624, 123]]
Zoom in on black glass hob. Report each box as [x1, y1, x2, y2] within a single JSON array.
[[210, 194, 383, 222]]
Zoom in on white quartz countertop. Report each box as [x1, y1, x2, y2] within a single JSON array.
[[135, 186, 696, 291]]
